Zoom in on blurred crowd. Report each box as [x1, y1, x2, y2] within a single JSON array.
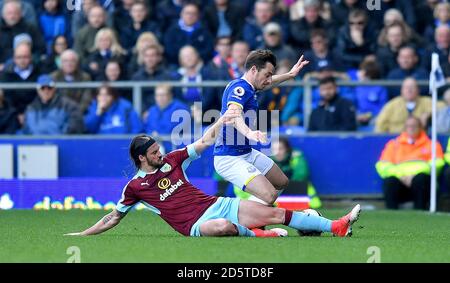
[[0, 0, 450, 136]]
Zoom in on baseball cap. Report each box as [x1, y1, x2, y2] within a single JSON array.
[[37, 74, 56, 88], [264, 22, 282, 35]]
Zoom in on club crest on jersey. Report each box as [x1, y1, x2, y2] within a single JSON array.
[[247, 166, 257, 173], [233, 86, 245, 96], [160, 163, 172, 173]]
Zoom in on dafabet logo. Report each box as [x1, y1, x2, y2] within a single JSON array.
[[158, 178, 171, 190]]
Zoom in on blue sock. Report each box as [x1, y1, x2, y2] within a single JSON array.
[[234, 223, 255, 237], [288, 211, 332, 232]]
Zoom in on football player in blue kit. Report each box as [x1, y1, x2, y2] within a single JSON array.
[[214, 49, 309, 206]]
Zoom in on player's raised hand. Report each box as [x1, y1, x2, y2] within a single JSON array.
[[288, 55, 309, 78], [247, 130, 267, 143]]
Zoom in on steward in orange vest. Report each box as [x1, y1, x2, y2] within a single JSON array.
[[376, 116, 444, 210]]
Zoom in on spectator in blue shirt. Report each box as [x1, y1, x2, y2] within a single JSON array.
[[302, 29, 342, 77], [119, 1, 162, 51], [163, 3, 214, 66], [38, 0, 69, 54], [386, 46, 428, 98], [155, 0, 185, 33], [242, 0, 287, 50], [22, 74, 84, 135], [170, 45, 220, 111], [348, 56, 388, 130], [131, 44, 171, 109], [144, 84, 190, 137], [423, 2, 450, 43], [84, 84, 143, 134]]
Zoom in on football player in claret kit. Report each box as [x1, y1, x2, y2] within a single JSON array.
[[65, 112, 361, 238]]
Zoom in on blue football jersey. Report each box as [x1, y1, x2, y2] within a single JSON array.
[[214, 78, 259, 156]]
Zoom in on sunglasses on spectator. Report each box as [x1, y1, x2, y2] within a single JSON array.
[[350, 21, 365, 26], [40, 86, 54, 90]]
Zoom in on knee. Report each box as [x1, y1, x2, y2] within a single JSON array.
[[271, 208, 286, 223], [215, 219, 237, 236], [266, 190, 279, 204], [277, 175, 289, 190]]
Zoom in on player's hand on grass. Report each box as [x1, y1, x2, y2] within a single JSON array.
[[64, 232, 83, 236], [288, 55, 309, 78], [247, 130, 267, 143]]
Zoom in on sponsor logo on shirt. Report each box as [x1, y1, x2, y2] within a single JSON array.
[[247, 166, 257, 173], [158, 178, 171, 190], [159, 179, 184, 201], [141, 181, 150, 186], [160, 163, 172, 173]]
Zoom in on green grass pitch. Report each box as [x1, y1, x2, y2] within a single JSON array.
[[1, 209, 449, 263]]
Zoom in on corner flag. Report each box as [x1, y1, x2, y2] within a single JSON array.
[[429, 53, 446, 94], [429, 53, 445, 213]]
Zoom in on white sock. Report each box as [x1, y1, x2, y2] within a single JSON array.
[[248, 195, 269, 206]]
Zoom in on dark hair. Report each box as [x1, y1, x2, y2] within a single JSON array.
[[244, 49, 277, 71], [399, 45, 417, 56], [183, 2, 200, 12], [278, 137, 292, 157], [51, 35, 68, 55], [359, 58, 381, 79], [129, 134, 155, 169], [132, 0, 148, 9], [349, 9, 368, 22], [98, 83, 120, 100], [215, 36, 232, 45], [132, 0, 150, 18], [319, 75, 336, 86], [310, 29, 328, 41], [43, 0, 63, 13], [105, 58, 122, 70]]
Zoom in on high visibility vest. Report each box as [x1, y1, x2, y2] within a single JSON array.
[[376, 131, 445, 178], [445, 137, 450, 165]]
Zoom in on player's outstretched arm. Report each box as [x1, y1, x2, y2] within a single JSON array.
[[64, 209, 126, 236], [192, 109, 239, 154], [268, 55, 309, 88], [227, 104, 267, 143]]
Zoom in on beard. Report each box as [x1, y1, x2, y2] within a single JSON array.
[[146, 156, 164, 168]]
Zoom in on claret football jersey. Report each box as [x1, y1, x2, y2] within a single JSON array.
[[116, 144, 218, 236]]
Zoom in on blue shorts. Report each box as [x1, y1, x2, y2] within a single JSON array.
[[190, 197, 240, 237]]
